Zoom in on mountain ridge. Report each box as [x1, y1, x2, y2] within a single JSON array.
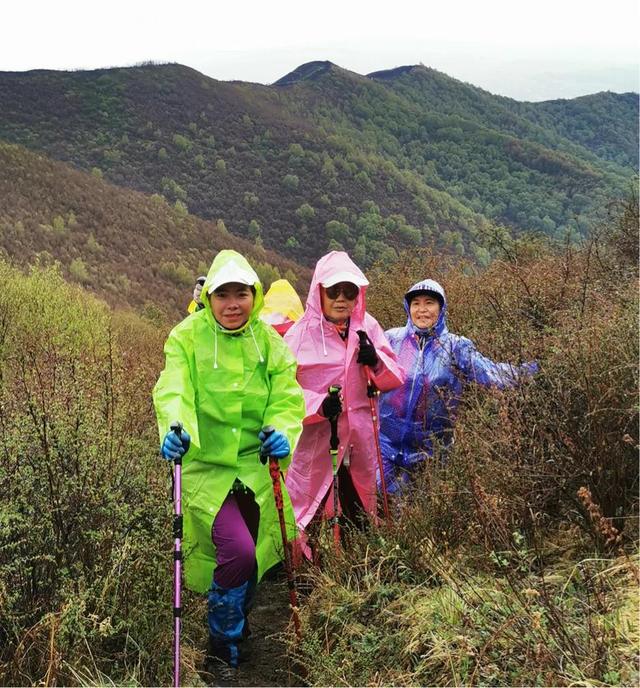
[[0, 61, 636, 270]]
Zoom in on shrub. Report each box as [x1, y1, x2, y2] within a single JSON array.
[[172, 133, 191, 151], [69, 257, 90, 283], [282, 174, 299, 191], [295, 203, 315, 223], [292, 209, 639, 687], [0, 262, 179, 685]]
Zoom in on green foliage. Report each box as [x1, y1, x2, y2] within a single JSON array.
[[158, 260, 193, 286], [0, 262, 175, 685], [172, 133, 192, 151], [85, 233, 103, 254], [282, 174, 299, 191], [296, 203, 315, 223], [68, 257, 90, 283], [247, 218, 260, 239], [161, 177, 187, 202], [254, 261, 281, 290], [243, 191, 259, 207], [0, 63, 634, 269], [173, 199, 188, 217], [52, 214, 66, 232], [285, 235, 299, 249]]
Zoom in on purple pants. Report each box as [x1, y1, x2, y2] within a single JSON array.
[[211, 490, 259, 588]]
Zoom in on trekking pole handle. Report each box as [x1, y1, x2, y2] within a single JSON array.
[[260, 425, 275, 465], [170, 421, 184, 465], [356, 330, 378, 398], [327, 385, 341, 451]]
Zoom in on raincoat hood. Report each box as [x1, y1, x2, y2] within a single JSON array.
[[304, 251, 369, 325], [261, 279, 304, 326], [202, 250, 264, 333], [404, 278, 447, 337]]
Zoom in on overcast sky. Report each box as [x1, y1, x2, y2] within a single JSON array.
[[3, 0, 638, 101]]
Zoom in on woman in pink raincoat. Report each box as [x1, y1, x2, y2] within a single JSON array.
[[284, 251, 404, 550]]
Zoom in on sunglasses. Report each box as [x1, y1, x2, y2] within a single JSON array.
[[324, 282, 359, 300]]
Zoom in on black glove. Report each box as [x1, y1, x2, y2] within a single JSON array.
[[356, 331, 379, 367], [321, 393, 342, 419]]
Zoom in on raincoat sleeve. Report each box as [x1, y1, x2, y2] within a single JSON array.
[[153, 326, 201, 450], [454, 336, 538, 389], [364, 314, 406, 392], [262, 334, 305, 471]]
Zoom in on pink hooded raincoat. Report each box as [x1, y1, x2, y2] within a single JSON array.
[[284, 251, 405, 533]]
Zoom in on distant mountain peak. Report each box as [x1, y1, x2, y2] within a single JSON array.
[[367, 65, 420, 80], [274, 61, 338, 86]]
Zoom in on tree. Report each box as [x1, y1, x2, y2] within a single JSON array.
[[282, 174, 299, 191], [326, 220, 351, 245], [173, 134, 192, 151], [248, 219, 261, 239], [69, 258, 90, 283], [296, 203, 315, 224]]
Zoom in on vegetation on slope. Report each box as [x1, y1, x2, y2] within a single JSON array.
[[0, 141, 309, 320], [0, 62, 635, 267], [0, 195, 636, 686], [292, 198, 639, 686]]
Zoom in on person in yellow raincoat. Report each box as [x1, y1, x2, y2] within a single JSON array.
[[153, 250, 305, 674], [261, 278, 304, 336]]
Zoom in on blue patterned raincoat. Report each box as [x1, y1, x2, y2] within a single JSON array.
[[379, 279, 537, 493]]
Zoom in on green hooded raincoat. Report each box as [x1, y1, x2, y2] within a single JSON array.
[[153, 250, 305, 593]]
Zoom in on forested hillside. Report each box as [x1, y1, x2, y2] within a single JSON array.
[[0, 142, 309, 319], [0, 62, 636, 269]]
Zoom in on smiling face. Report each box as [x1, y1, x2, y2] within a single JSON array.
[[409, 294, 441, 329], [321, 282, 358, 323], [209, 282, 254, 329]]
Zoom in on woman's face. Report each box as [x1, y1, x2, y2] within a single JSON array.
[[321, 282, 358, 323], [209, 282, 254, 329], [409, 294, 441, 329]]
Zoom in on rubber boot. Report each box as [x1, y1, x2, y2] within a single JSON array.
[[205, 580, 248, 682]]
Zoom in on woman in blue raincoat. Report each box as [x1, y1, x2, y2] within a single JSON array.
[[379, 279, 537, 494]]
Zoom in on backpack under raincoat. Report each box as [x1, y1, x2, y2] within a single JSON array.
[[153, 250, 305, 593], [284, 251, 405, 531], [379, 279, 538, 493]]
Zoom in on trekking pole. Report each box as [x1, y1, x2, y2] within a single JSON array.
[[169, 421, 184, 688], [326, 385, 342, 552], [260, 426, 302, 640], [356, 331, 390, 520]]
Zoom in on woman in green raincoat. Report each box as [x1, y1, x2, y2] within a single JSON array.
[[153, 250, 305, 673]]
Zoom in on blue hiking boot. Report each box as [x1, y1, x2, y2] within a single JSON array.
[[206, 580, 249, 675]]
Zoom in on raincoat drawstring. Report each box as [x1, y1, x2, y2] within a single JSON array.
[[213, 324, 219, 369], [249, 324, 265, 363], [320, 318, 328, 356]]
